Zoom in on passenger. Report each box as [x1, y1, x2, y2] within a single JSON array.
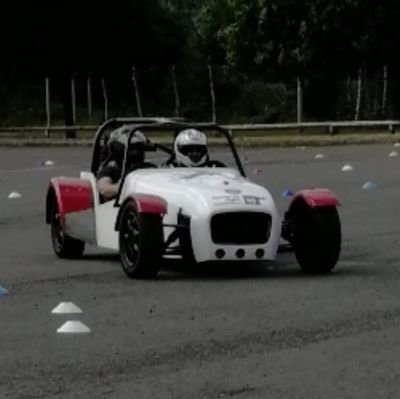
[[97, 126, 147, 200]]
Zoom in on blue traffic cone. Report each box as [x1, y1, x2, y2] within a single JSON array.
[[0, 285, 9, 297], [282, 189, 295, 197], [362, 181, 377, 190]]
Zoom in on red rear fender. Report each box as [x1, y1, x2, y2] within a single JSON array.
[[291, 189, 339, 208], [46, 177, 94, 224]]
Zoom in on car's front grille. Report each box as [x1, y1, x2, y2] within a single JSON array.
[[211, 212, 271, 245]]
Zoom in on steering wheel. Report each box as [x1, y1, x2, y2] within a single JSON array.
[[126, 162, 158, 173], [207, 160, 227, 167], [140, 162, 158, 168]]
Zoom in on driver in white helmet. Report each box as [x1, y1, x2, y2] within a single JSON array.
[[172, 129, 209, 167]]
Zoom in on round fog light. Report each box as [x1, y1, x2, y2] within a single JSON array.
[[255, 249, 265, 259], [236, 249, 245, 259], [215, 249, 225, 259]]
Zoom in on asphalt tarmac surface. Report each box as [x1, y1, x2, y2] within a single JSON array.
[[1, 144, 400, 398]]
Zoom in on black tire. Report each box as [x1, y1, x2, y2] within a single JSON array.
[[118, 201, 164, 279], [290, 200, 341, 274], [50, 198, 85, 259]]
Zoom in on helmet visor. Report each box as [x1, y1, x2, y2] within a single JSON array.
[[179, 144, 207, 164]]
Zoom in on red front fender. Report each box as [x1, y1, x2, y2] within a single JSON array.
[[115, 194, 167, 231], [129, 194, 168, 214], [291, 189, 340, 208]]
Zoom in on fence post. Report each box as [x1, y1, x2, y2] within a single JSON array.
[[171, 65, 180, 117], [297, 78, 303, 124], [71, 76, 76, 125], [44, 77, 51, 137], [87, 75, 92, 121], [382, 65, 388, 117], [132, 66, 143, 117], [208, 62, 217, 123], [355, 67, 363, 121], [101, 77, 109, 121]]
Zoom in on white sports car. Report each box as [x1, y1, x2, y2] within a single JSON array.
[[46, 118, 341, 278]]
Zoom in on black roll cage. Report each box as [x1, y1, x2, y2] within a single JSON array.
[[90, 117, 247, 206], [90, 117, 178, 174]]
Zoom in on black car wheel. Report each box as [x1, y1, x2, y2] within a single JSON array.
[[50, 198, 85, 259], [119, 201, 163, 279], [290, 199, 341, 274]]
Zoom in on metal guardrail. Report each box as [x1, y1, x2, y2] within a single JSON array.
[[224, 120, 399, 134], [0, 120, 398, 137], [0, 125, 96, 133]]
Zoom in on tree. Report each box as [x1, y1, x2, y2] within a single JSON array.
[[195, 0, 400, 119], [0, 0, 186, 127]]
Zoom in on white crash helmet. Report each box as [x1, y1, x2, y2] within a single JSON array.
[[174, 129, 208, 166]]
